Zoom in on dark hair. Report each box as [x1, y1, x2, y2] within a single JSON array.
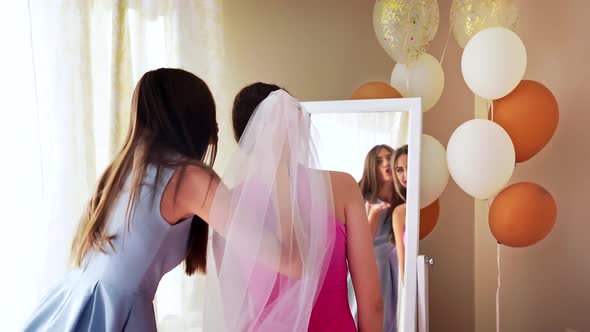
[[71, 68, 218, 276], [392, 144, 408, 203], [390, 144, 408, 242], [232, 82, 282, 141]]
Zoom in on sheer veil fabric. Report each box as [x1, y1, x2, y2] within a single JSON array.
[[203, 90, 336, 331]]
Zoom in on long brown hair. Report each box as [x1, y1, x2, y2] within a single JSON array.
[[358, 144, 395, 203], [392, 144, 408, 205], [389, 144, 408, 242], [71, 68, 218, 276]]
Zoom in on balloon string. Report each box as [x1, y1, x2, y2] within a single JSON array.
[[439, 25, 452, 66], [496, 243, 501, 332]]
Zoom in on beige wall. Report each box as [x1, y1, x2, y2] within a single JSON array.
[[221, 0, 394, 99], [418, 0, 476, 330], [473, 1, 590, 331], [218, 0, 395, 167], [221, 1, 590, 331]]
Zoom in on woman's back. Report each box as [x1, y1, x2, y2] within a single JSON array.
[[306, 171, 382, 331], [210, 87, 383, 331], [308, 216, 356, 331], [24, 166, 193, 332], [250, 170, 380, 331], [81, 166, 192, 295]]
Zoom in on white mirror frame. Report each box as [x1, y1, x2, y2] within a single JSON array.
[[302, 97, 423, 332]]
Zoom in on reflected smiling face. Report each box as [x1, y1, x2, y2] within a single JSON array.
[[395, 153, 407, 188]]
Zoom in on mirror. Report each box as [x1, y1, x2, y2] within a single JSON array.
[[302, 98, 422, 332]]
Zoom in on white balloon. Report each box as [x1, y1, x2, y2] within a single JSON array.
[[420, 134, 449, 208], [461, 27, 527, 99], [447, 119, 515, 199], [391, 53, 445, 112]]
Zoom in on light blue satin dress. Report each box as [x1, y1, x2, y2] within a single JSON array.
[[23, 166, 193, 332], [348, 199, 398, 332]]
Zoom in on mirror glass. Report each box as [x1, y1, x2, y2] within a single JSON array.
[[311, 110, 412, 331]]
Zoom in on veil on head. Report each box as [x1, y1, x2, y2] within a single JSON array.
[[203, 90, 336, 331]]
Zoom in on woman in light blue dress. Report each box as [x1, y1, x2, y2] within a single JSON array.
[[23, 68, 221, 331], [348, 144, 402, 332]]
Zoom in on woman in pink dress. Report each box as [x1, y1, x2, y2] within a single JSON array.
[[391, 145, 409, 283], [203, 84, 383, 331]]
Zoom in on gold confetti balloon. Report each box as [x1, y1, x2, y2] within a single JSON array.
[[373, 0, 439, 64], [450, 0, 518, 48]]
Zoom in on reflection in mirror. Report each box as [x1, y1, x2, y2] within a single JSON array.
[[311, 111, 410, 332]]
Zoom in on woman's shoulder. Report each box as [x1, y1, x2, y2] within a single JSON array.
[[326, 170, 361, 198], [392, 203, 406, 217], [172, 164, 220, 203], [182, 164, 219, 181], [327, 170, 358, 192]]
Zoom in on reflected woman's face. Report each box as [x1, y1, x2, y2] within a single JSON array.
[[395, 153, 407, 188], [376, 148, 393, 184]]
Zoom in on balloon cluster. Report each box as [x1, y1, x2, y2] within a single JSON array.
[[446, 0, 558, 247], [357, 1, 559, 246], [367, 0, 447, 239], [373, 0, 445, 113]]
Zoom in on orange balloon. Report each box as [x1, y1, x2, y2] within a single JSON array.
[[489, 182, 556, 247], [351, 81, 402, 100], [488, 80, 559, 163], [419, 199, 440, 240]]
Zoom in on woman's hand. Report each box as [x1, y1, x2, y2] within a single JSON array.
[[366, 202, 390, 238]]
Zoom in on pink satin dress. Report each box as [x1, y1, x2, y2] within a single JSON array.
[[308, 220, 356, 331], [255, 219, 356, 331]]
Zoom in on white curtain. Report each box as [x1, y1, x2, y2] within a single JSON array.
[[0, 1, 223, 330], [310, 112, 408, 181]]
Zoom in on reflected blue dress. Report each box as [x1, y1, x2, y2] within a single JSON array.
[[347, 199, 398, 332], [23, 166, 192, 332]]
